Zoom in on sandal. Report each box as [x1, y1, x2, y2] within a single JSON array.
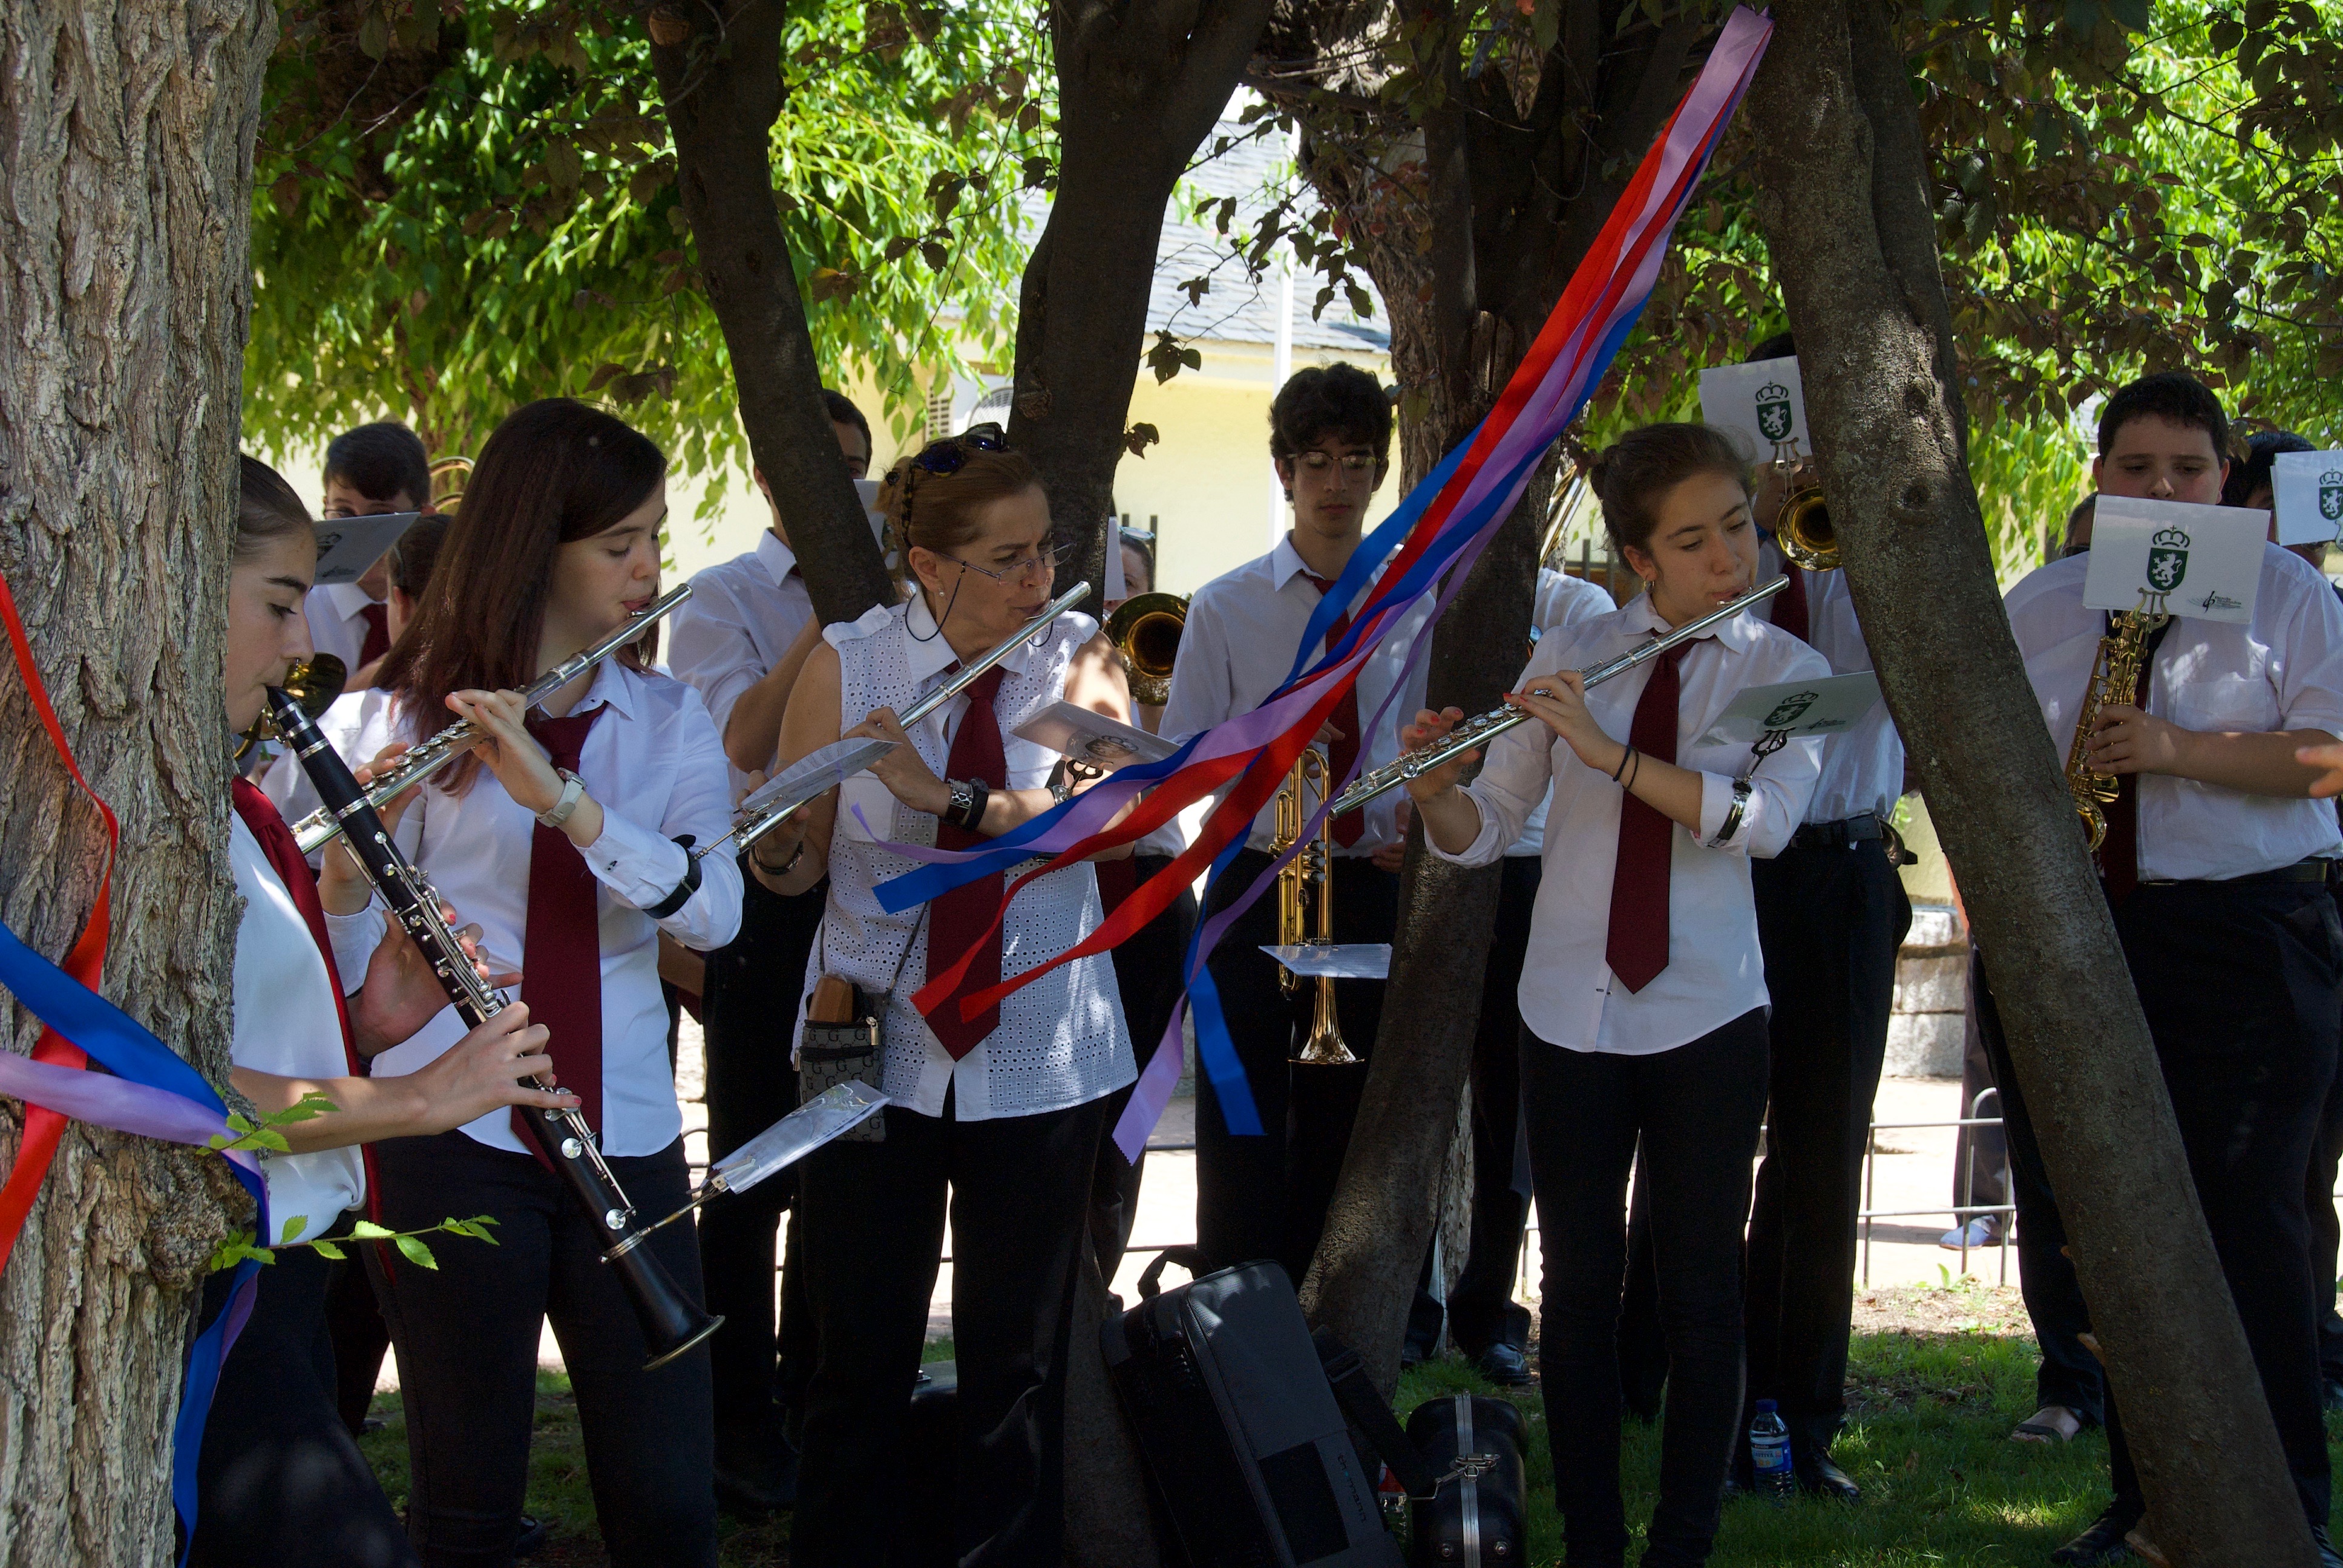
[[2011, 1404, 2083, 1443]]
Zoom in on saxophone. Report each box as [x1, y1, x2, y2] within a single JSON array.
[[2065, 601, 2169, 851]]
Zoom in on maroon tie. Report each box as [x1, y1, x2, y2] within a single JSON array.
[[358, 601, 391, 667], [232, 777, 381, 1215], [516, 707, 605, 1151], [925, 668, 1008, 1058], [1605, 644, 1690, 993], [1301, 573, 1366, 848], [1770, 561, 1809, 644]]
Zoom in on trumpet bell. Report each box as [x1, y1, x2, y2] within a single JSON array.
[[1106, 591, 1187, 706], [1776, 483, 1837, 571], [428, 455, 474, 514]]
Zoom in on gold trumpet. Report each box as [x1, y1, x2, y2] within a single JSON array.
[[428, 455, 474, 514], [1105, 591, 1187, 707], [1273, 747, 1354, 1067], [1772, 456, 1838, 570]]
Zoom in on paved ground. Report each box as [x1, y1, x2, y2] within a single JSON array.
[[399, 1020, 2020, 1383]]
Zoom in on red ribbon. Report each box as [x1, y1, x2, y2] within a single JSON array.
[[0, 566, 120, 1272]]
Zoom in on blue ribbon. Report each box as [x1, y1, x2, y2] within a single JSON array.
[[0, 919, 269, 1564]]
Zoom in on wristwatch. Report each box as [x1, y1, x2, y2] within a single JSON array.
[[536, 768, 588, 829], [945, 777, 977, 829]]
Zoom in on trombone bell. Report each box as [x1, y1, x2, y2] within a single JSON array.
[[1772, 459, 1838, 571]]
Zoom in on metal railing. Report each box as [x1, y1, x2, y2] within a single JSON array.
[[1859, 1089, 2013, 1286]]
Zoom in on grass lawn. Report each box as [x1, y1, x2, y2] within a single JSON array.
[[355, 1285, 2336, 1566]]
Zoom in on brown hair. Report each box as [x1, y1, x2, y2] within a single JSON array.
[[387, 512, 451, 599], [237, 455, 313, 563], [376, 398, 664, 789], [875, 438, 1043, 577], [1588, 423, 1752, 558]]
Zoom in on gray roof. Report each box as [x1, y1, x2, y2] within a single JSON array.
[[1025, 114, 1391, 356]]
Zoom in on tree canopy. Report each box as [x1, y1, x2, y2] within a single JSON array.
[[246, 0, 1052, 503]]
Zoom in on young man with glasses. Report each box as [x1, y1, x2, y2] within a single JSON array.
[[1159, 364, 1427, 1284], [664, 388, 873, 1513]]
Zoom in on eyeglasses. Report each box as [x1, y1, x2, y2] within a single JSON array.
[[1292, 450, 1377, 477], [937, 540, 1072, 584]]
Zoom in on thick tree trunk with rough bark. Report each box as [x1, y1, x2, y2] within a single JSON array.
[[1744, 1, 2315, 1561], [647, 2, 896, 627], [1008, 0, 1276, 610], [0, 1, 274, 1561], [1277, 1, 1702, 1391]]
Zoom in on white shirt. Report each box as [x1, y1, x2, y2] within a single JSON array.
[[303, 582, 384, 674], [2004, 543, 2343, 883], [230, 815, 366, 1243], [1759, 544, 1906, 823], [1429, 595, 1829, 1054], [314, 659, 744, 1157], [807, 596, 1136, 1120], [1160, 535, 1430, 857], [1509, 569, 1619, 857], [667, 531, 817, 791]]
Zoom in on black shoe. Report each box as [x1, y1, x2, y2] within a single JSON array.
[[1474, 1343, 1534, 1387], [513, 1515, 548, 1559], [2049, 1503, 2143, 1567], [713, 1420, 801, 1514], [1795, 1452, 1860, 1503], [2315, 1524, 2342, 1568]]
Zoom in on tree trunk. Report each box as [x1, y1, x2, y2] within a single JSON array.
[[646, 2, 895, 627], [1007, 0, 1277, 609], [1744, 2, 2316, 1561], [0, 1, 274, 1560], [1285, 1, 1699, 1391]]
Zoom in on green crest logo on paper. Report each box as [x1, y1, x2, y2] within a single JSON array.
[[2320, 469, 2343, 523], [1755, 382, 1795, 444], [2145, 523, 2191, 594], [1762, 690, 1819, 730]]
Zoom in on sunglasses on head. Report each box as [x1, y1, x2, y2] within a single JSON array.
[[906, 422, 1010, 480]]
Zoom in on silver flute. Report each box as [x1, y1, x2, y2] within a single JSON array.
[[704, 581, 1094, 860], [291, 583, 693, 855], [1327, 575, 1792, 816]]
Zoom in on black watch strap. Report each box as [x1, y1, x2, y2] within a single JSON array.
[[647, 834, 704, 919]]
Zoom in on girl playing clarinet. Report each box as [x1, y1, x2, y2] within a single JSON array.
[[198, 456, 574, 1566]]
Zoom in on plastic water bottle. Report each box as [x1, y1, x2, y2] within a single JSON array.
[[1749, 1400, 1795, 1503]]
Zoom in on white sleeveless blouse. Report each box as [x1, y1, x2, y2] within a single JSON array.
[[801, 597, 1136, 1121]]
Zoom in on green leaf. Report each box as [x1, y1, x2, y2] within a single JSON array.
[[395, 1234, 440, 1270], [351, 1220, 395, 1241], [310, 1238, 347, 1261], [278, 1214, 310, 1244], [358, 9, 390, 59]]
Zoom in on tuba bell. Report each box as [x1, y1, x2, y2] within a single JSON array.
[[1772, 457, 1838, 571], [1105, 591, 1187, 707], [1273, 748, 1355, 1067]]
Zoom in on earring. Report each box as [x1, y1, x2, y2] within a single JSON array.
[[1283, 488, 1294, 503]]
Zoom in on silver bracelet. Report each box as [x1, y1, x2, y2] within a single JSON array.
[[1708, 777, 1753, 847]]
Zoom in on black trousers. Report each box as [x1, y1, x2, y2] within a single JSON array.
[[793, 1096, 1106, 1567], [367, 1132, 716, 1568], [1095, 854, 1198, 1278], [698, 864, 828, 1434], [189, 1230, 416, 1568], [1524, 1012, 1771, 1568], [1194, 847, 1399, 1282], [1448, 853, 1542, 1356], [2313, 883, 2343, 1387], [1743, 836, 1910, 1459], [1982, 880, 2341, 1526]]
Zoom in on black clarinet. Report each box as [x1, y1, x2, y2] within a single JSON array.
[[267, 687, 721, 1370]]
